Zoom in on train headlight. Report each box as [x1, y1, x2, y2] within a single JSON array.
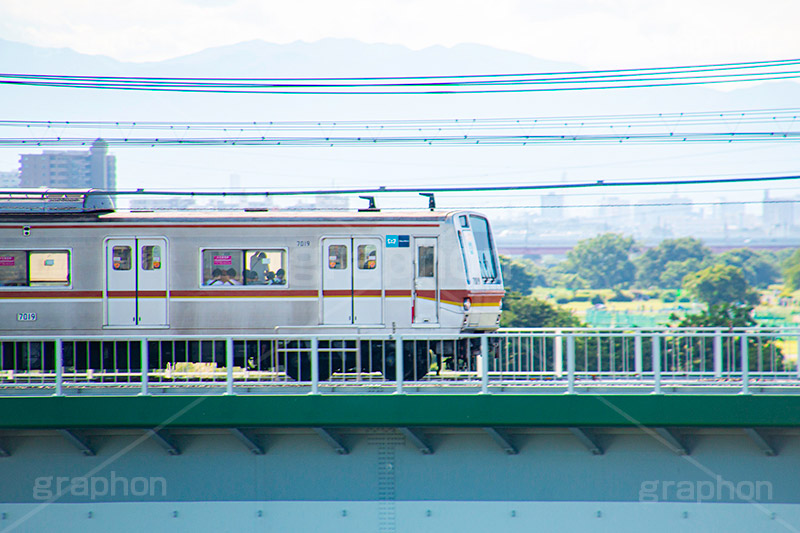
[[463, 298, 472, 311]]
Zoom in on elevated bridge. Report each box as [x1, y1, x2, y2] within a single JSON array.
[[2, 329, 800, 532]]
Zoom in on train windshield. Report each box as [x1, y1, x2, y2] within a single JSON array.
[[469, 215, 500, 283]]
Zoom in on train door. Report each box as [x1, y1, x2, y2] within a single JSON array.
[[105, 237, 168, 327], [322, 237, 383, 325], [353, 238, 382, 325], [413, 237, 438, 324]]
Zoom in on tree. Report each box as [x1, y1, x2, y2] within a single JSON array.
[[500, 292, 582, 328], [782, 248, 800, 292], [682, 264, 759, 307], [635, 237, 710, 288], [563, 233, 637, 289], [714, 248, 779, 289], [498, 256, 547, 293]]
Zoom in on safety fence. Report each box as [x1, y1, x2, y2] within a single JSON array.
[[0, 328, 799, 395]]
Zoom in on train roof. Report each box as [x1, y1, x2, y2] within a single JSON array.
[[0, 208, 467, 224]]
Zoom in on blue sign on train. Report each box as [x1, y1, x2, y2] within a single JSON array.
[[386, 235, 410, 248]]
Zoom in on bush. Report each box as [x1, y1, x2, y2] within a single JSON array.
[[609, 290, 633, 302], [591, 294, 605, 305], [556, 298, 569, 304]]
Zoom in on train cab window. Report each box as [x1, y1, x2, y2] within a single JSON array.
[[141, 245, 162, 270], [418, 246, 434, 277], [459, 215, 470, 228], [0, 250, 70, 287], [468, 215, 499, 284], [112, 246, 132, 271], [328, 245, 347, 270], [357, 244, 377, 270]]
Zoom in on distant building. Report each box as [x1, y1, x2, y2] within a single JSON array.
[[540, 193, 564, 219], [0, 170, 20, 188], [762, 190, 794, 235], [19, 139, 116, 189]]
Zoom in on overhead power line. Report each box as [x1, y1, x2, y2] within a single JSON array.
[[3, 107, 796, 147], [2, 58, 800, 94], [4, 173, 800, 199]]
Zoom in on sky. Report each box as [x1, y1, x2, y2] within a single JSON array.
[[0, 0, 799, 222], [1, 0, 799, 67]]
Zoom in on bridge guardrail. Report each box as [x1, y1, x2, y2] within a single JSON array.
[[1, 328, 798, 395]]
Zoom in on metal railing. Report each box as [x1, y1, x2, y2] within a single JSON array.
[[1, 327, 799, 395]]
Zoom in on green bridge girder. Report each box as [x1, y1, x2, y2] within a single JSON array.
[[1, 394, 800, 429]]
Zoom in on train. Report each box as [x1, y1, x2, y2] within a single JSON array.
[[0, 191, 504, 380]]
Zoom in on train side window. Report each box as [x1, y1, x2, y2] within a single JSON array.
[[357, 244, 377, 270], [245, 249, 287, 285], [202, 249, 243, 286], [328, 245, 348, 269], [418, 246, 434, 277], [112, 246, 132, 271], [0, 250, 28, 286], [29, 251, 70, 286], [141, 245, 162, 270], [0, 250, 70, 287]]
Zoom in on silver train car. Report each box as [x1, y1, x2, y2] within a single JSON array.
[[0, 193, 504, 380], [0, 204, 503, 335]]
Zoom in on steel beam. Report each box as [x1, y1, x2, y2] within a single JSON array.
[[399, 427, 433, 454], [654, 427, 689, 455], [58, 429, 95, 456], [744, 428, 776, 456], [569, 427, 603, 455], [483, 427, 518, 455], [229, 428, 265, 455], [147, 429, 181, 456], [314, 428, 348, 455]]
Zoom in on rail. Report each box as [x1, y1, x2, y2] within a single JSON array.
[[1, 327, 799, 396]]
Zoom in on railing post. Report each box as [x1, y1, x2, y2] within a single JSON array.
[[652, 334, 661, 394], [395, 336, 404, 394], [311, 337, 319, 395], [225, 337, 234, 395], [481, 336, 489, 394], [140, 339, 149, 396], [566, 334, 575, 394], [554, 329, 563, 378], [741, 334, 750, 394], [713, 329, 723, 378], [634, 332, 643, 377], [54, 338, 63, 397], [797, 334, 800, 380]]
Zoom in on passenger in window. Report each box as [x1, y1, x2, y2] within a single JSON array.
[[226, 268, 242, 285], [266, 271, 276, 284], [206, 268, 224, 285], [250, 252, 268, 283], [273, 268, 286, 285], [244, 269, 260, 285]]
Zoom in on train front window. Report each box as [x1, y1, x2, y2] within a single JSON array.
[[468, 215, 499, 283]]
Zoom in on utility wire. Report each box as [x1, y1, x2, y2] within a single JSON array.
[[4, 173, 800, 199], [2, 58, 799, 94]]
